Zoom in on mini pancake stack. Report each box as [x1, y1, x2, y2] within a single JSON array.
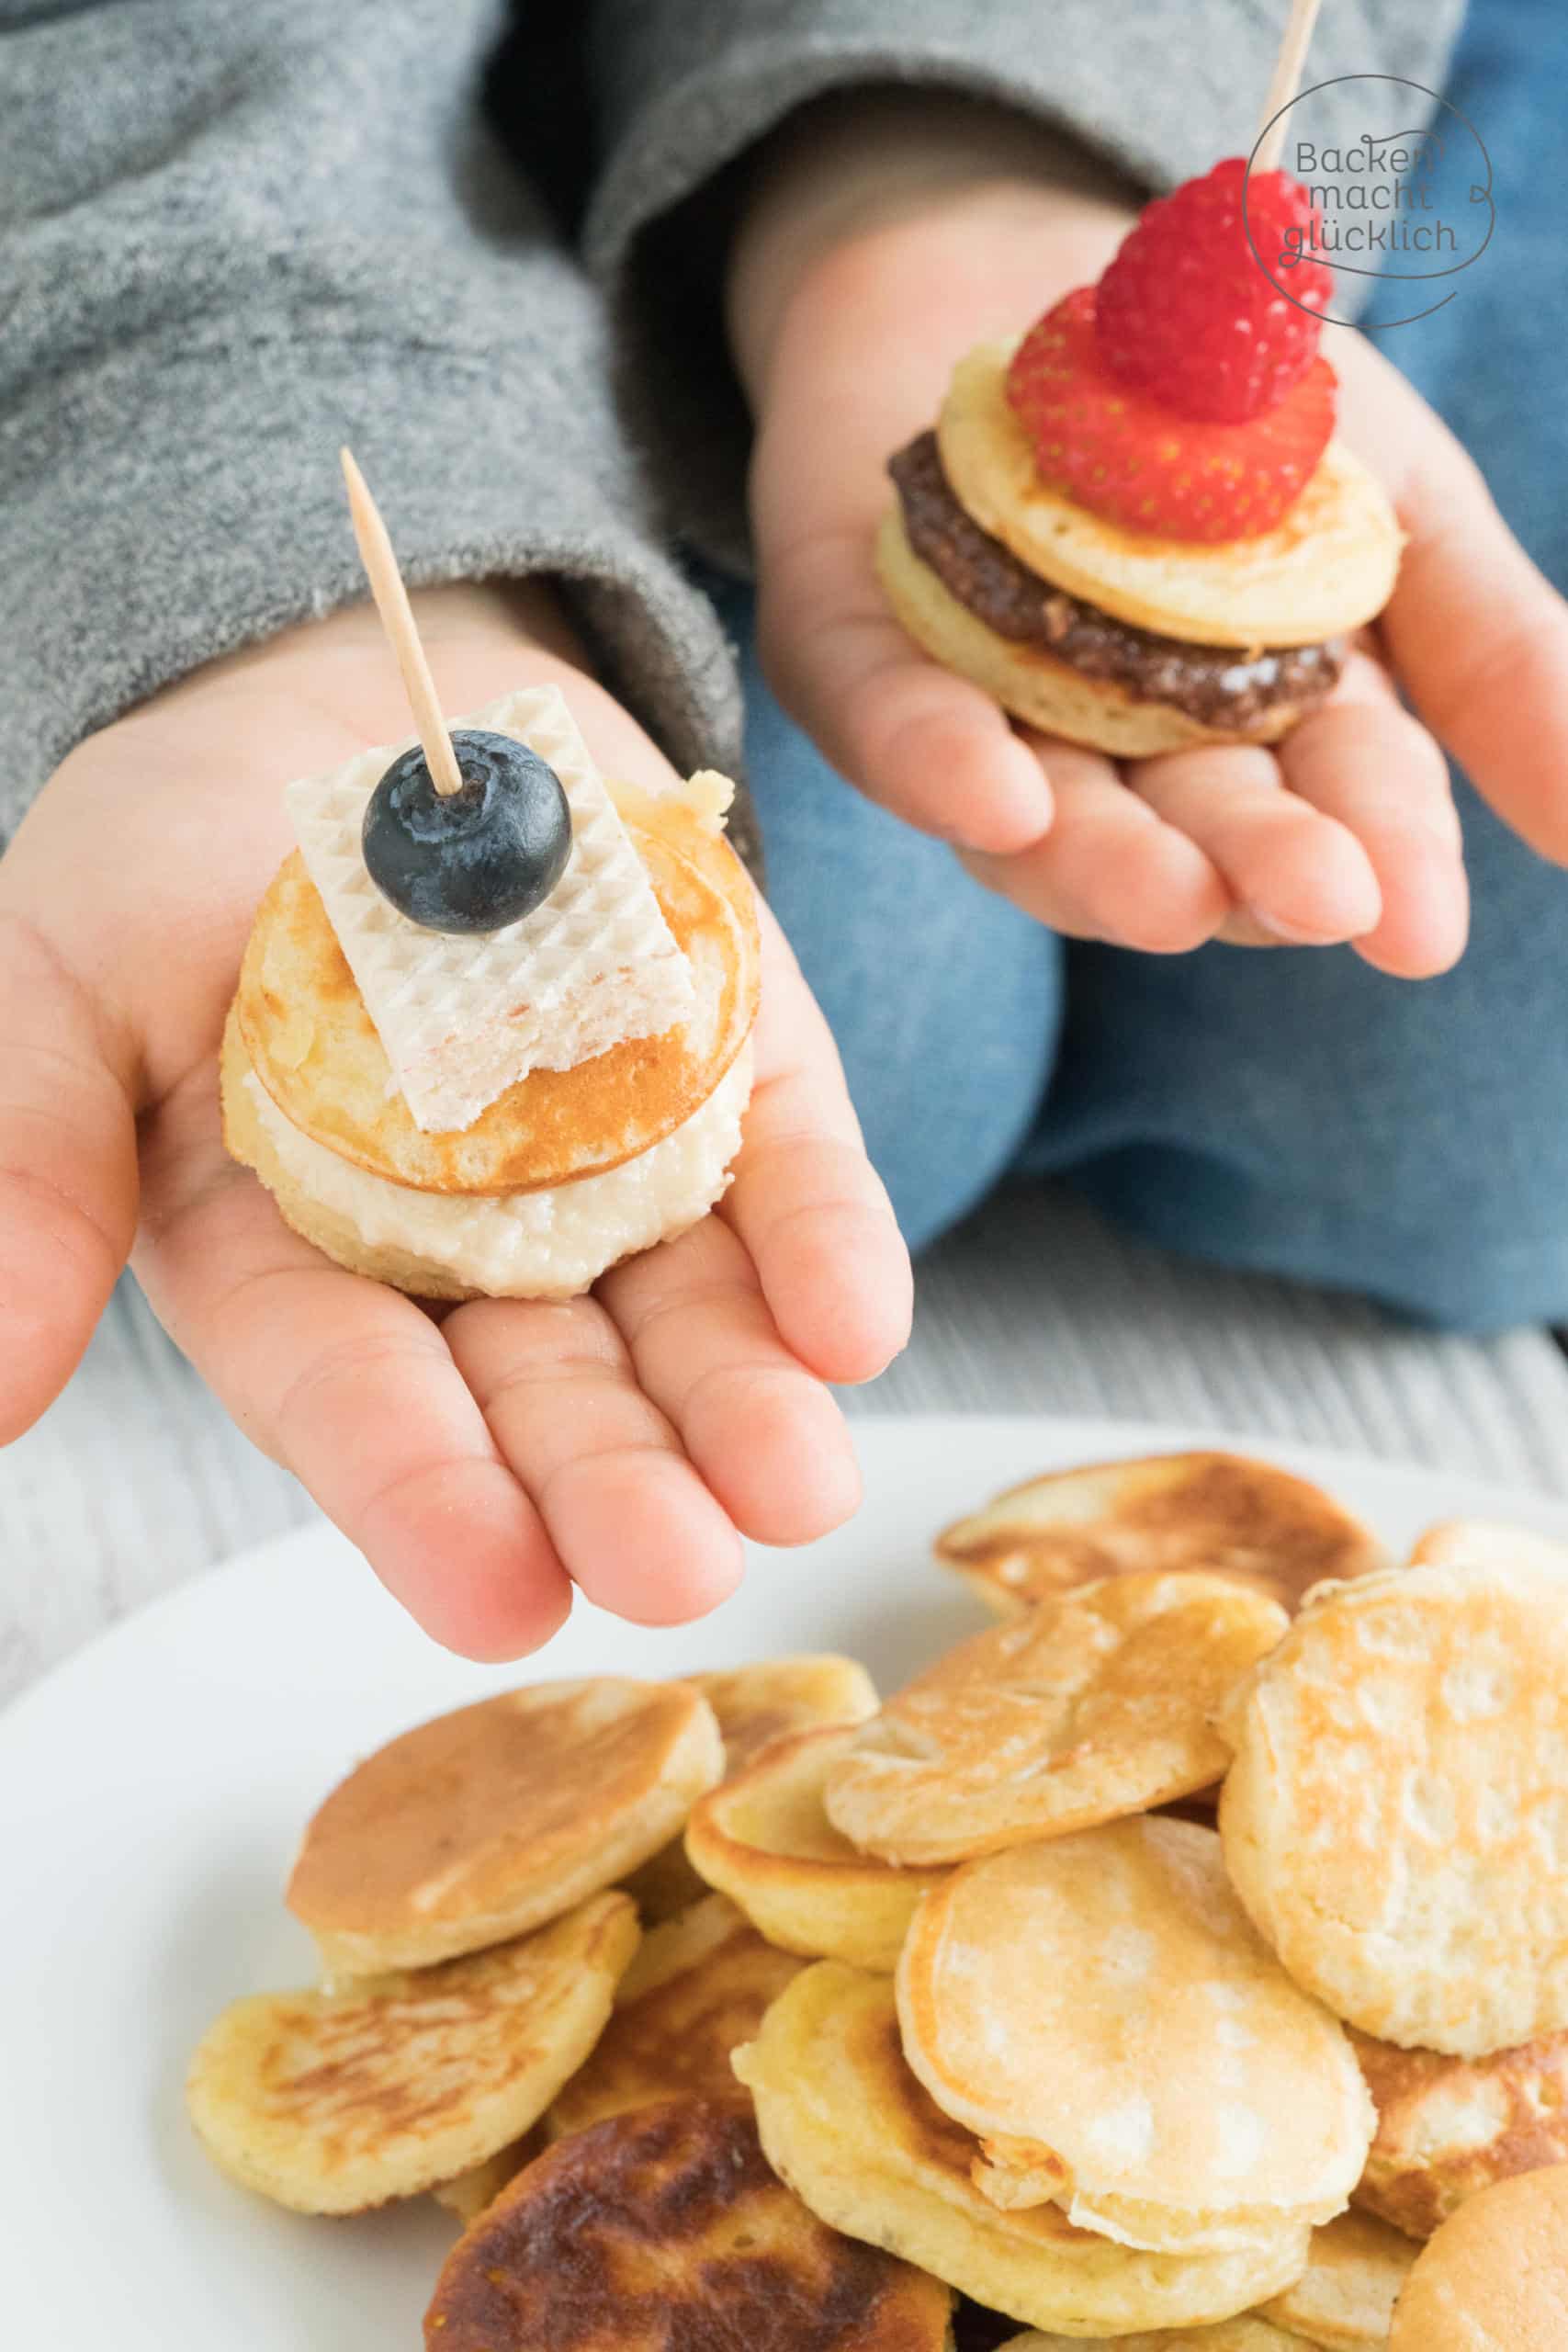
[[879, 162, 1404, 757], [185, 1451, 1568, 2349]]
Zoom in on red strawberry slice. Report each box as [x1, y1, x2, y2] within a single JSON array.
[[1006, 288, 1337, 544]]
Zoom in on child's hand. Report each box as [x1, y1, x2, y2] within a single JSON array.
[[0, 582, 909, 1655], [731, 99, 1568, 975]]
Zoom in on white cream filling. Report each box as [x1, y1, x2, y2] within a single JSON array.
[[247, 1045, 753, 1298]]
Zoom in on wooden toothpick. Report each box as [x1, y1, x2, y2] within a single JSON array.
[[1253, 0, 1325, 173], [340, 447, 464, 798]]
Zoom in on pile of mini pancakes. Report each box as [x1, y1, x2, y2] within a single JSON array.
[[186, 1450, 1568, 2349]]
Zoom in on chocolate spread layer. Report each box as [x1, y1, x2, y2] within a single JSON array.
[[889, 432, 1345, 728]]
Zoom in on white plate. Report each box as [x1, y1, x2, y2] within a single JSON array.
[[7, 1412, 1568, 2349]]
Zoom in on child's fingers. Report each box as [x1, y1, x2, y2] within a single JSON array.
[[720, 903, 911, 1386], [134, 1070, 570, 1660], [960, 737, 1231, 952], [1275, 657, 1469, 978], [443, 1292, 746, 1627], [1126, 741, 1382, 947], [0, 913, 139, 1442]]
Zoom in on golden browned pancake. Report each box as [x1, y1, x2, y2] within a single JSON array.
[[685, 1724, 948, 1970], [423, 2097, 953, 2350], [626, 1657, 881, 1921], [431, 2133, 538, 2223], [1386, 2162, 1568, 2350], [897, 1821, 1372, 2253], [937, 1452, 1387, 1620], [1257, 2208, 1416, 2346], [185, 1892, 637, 2214], [1348, 2025, 1568, 2240], [822, 1572, 1285, 1866], [234, 796, 759, 1198], [735, 1964, 1313, 2335], [1409, 1518, 1568, 1577], [993, 2327, 1301, 2350], [544, 1893, 804, 2140], [1219, 1562, 1568, 2057], [937, 343, 1402, 650], [287, 1679, 722, 1977]]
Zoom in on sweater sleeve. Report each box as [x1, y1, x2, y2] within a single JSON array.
[[0, 0, 742, 832], [581, 0, 1468, 567]]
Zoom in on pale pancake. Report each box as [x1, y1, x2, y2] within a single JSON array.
[[1409, 1517, 1568, 1577], [1386, 2163, 1568, 2351], [423, 2096, 953, 2351], [287, 1679, 722, 1976], [685, 1725, 948, 1970], [186, 1891, 637, 2214], [626, 1657, 881, 1921], [431, 2134, 536, 2222], [735, 1964, 1313, 2336], [1348, 2024, 1568, 2240], [1258, 2209, 1416, 2346], [876, 509, 1294, 754], [897, 1820, 1372, 2252], [235, 795, 759, 1196], [995, 2327, 1300, 2351], [1218, 1562, 1568, 2057], [937, 343, 1402, 649], [824, 1571, 1285, 1866], [937, 1452, 1386, 1621], [544, 1893, 804, 2140]]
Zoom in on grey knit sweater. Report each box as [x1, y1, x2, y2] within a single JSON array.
[[2, 0, 1463, 837]]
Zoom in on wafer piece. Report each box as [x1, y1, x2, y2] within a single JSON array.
[[1386, 2162, 1568, 2351], [686, 1725, 948, 1969], [898, 1820, 1371, 2252], [423, 2096, 953, 2351], [824, 1573, 1285, 1867], [735, 1964, 1312, 2336], [1257, 2209, 1415, 2346], [937, 1452, 1385, 1620], [1219, 1561, 1568, 2056], [626, 1657, 879, 1920], [288, 1679, 721, 1976], [545, 1894, 803, 2140], [1348, 2024, 1568, 2240], [186, 1892, 637, 2214], [1409, 1518, 1568, 1577]]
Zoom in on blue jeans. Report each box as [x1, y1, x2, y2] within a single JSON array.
[[722, 0, 1568, 1335]]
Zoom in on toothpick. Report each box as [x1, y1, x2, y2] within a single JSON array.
[[1253, 0, 1324, 173], [340, 448, 464, 798]]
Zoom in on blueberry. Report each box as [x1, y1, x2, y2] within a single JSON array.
[[362, 731, 572, 934]]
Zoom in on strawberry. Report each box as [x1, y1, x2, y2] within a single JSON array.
[[1005, 288, 1336, 543]]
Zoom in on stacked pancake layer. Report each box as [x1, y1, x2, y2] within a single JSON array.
[[879, 344, 1402, 755]]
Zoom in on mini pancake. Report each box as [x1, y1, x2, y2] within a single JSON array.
[[186, 1891, 637, 2214], [823, 1571, 1286, 1866], [936, 343, 1402, 650], [234, 791, 759, 1198], [937, 1452, 1386, 1621], [735, 1963, 1313, 2336], [626, 1657, 880, 1921], [685, 1725, 948, 1970], [1386, 2162, 1568, 2351], [993, 2327, 1300, 2351], [877, 510, 1297, 756], [544, 1893, 804, 2140], [1409, 1517, 1568, 1577], [423, 2096, 953, 2352], [1218, 1561, 1568, 2057], [287, 1679, 722, 1976], [1257, 2209, 1416, 2347], [432, 2134, 537, 2223], [897, 1820, 1372, 2252], [1348, 2024, 1568, 2239]]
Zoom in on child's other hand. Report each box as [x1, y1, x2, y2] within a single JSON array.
[[0, 583, 909, 1654], [732, 97, 1568, 975]]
